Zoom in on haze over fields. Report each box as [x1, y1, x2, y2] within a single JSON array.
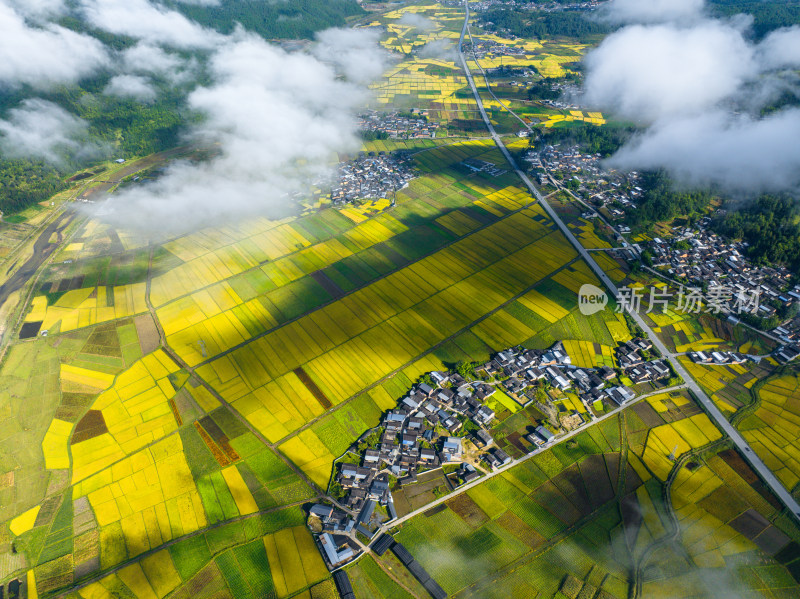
[[4, 1, 800, 599], [0, 0, 388, 231], [586, 0, 800, 191]]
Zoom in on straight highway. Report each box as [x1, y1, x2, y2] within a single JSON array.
[[457, 0, 800, 521]]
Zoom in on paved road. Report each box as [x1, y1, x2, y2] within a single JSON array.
[[457, 0, 800, 521], [383, 385, 687, 532]]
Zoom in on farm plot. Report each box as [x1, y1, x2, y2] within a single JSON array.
[[71, 434, 208, 564], [23, 284, 148, 335], [69, 350, 182, 484], [641, 446, 800, 597], [394, 427, 636, 597], [639, 414, 723, 481], [192, 210, 574, 453], [738, 374, 800, 492]]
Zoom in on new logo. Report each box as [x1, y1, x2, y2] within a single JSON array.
[[578, 284, 608, 315]]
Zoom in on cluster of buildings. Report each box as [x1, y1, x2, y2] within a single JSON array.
[[358, 110, 439, 139], [334, 370, 502, 516], [688, 350, 748, 366], [616, 338, 672, 385], [308, 340, 663, 578], [646, 221, 800, 362], [479, 341, 648, 415], [648, 223, 793, 316], [329, 152, 415, 206], [526, 145, 644, 213]]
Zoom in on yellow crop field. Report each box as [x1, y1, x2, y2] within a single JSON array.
[[562, 339, 614, 369], [71, 350, 181, 482], [740, 374, 800, 490], [641, 414, 722, 480], [552, 260, 599, 295], [26, 284, 148, 334], [279, 430, 336, 488], [264, 526, 329, 598], [221, 466, 259, 515], [117, 563, 158, 599], [60, 364, 116, 391], [10, 505, 40, 536], [42, 418, 72, 469], [141, 550, 182, 598], [73, 435, 206, 560], [592, 252, 626, 283], [27, 571, 38, 599], [196, 213, 577, 443], [518, 288, 570, 323]]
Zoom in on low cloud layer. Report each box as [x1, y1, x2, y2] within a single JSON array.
[[418, 39, 457, 61], [608, 109, 800, 191], [98, 30, 386, 232], [582, 0, 800, 192], [0, 99, 106, 164], [6, 0, 66, 18], [104, 74, 157, 101], [0, 2, 109, 88], [78, 0, 223, 49], [584, 21, 757, 121], [599, 0, 704, 24], [398, 13, 436, 32]]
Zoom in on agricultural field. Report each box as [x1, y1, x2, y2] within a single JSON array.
[[0, 130, 638, 596], [737, 373, 800, 493], [2, 1, 799, 597], [391, 398, 800, 598]]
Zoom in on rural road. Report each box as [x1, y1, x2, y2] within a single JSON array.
[[383, 384, 688, 532], [457, 0, 800, 521]]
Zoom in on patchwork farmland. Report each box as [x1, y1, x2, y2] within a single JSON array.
[[1, 1, 799, 598]]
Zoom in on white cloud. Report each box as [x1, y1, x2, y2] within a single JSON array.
[[97, 31, 386, 232], [0, 2, 109, 88], [78, 0, 223, 49], [0, 99, 105, 164], [582, 5, 800, 192], [104, 74, 157, 101], [609, 109, 800, 192], [121, 43, 185, 75], [599, 0, 705, 24], [757, 26, 800, 70], [313, 28, 391, 85], [398, 13, 436, 32], [5, 0, 66, 18], [418, 39, 457, 61], [583, 22, 756, 121]]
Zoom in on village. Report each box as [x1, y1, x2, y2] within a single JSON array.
[[358, 110, 439, 139], [468, 0, 603, 16], [526, 143, 644, 218], [305, 338, 676, 580], [645, 221, 800, 363], [328, 151, 416, 206]]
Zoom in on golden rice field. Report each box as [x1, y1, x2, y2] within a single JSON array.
[[740, 374, 800, 491], [562, 339, 615, 368], [263, 526, 329, 598], [24, 284, 148, 334], [70, 350, 181, 483], [640, 414, 723, 481], [73, 434, 207, 562]]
